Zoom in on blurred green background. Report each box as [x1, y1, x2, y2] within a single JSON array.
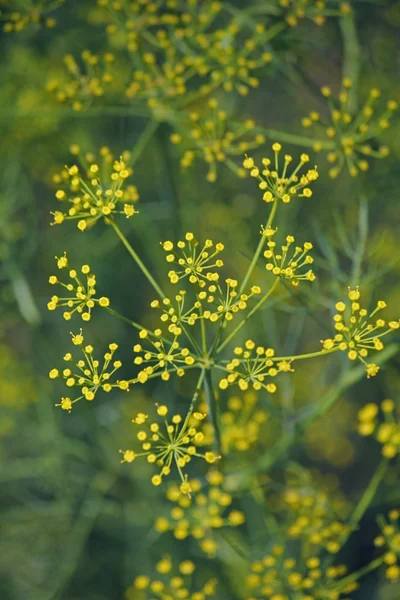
[[1, 1, 400, 599]]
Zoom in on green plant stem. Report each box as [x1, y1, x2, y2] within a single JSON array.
[[348, 458, 389, 533], [216, 278, 280, 354], [104, 306, 146, 331], [253, 128, 336, 149], [204, 370, 221, 454], [182, 369, 206, 429], [239, 200, 278, 294], [332, 556, 385, 592], [340, 13, 361, 113], [110, 220, 165, 299], [130, 119, 159, 167]]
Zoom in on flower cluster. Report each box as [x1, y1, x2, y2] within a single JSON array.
[[357, 399, 400, 459], [161, 233, 224, 287], [374, 510, 400, 582], [243, 144, 319, 204], [51, 145, 139, 230], [199, 279, 262, 323], [47, 252, 110, 321], [1, 0, 64, 32], [150, 292, 201, 334], [120, 404, 219, 492], [301, 80, 398, 178], [246, 545, 356, 600], [49, 331, 124, 411], [263, 233, 316, 286], [46, 50, 115, 111], [321, 288, 399, 377], [125, 556, 217, 600], [171, 99, 266, 182], [219, 341, 292, 392], [133, 329, 196, 383], [277, 0, 351, 27], [154, 471, 245, 556]]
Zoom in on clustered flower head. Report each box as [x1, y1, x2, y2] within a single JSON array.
[[46, 50, 115, 111], [49, 331, 124, 411], [1, 0, 63, 32], [263, 231, 316, 285], [133, 329, 196, 383], [47, 252, 110, 321], [219, 341, 293, 392], [301, 79, 398, 178], [161, 233, 224, 287], [150, 291, 202, 333], [243, 144, 319, 204], [119, 404, 219, 493], [198, 279, 262, 323], [154, 470, 245, 556], [51, 145, 139, 231], [357, 399, 400, 459], [278, 0, 351, 27], [125, 555, 217, 600], [374, 510, 400, 582], [246, 544, 357, 600], [170, 99, 266, 182], [321, 288, 399, 378]]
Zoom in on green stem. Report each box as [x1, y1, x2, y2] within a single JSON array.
[[216, 278, 280, 354], [182, 369, 206, 430], [239, 200, 278, 294], [272, 346, 341, 363], [333, 556, 385, 592], [340, 13, 361, 113], [110, 220, 165, 299], [204, 370, 221, 454], [130, 119, 159, 167], [254, 128, 336, 149], [104, 306, 145, 331], [348, 458, 389, 534]]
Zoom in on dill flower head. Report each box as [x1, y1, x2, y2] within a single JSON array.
[[161, 233, 224, 287], [170, 99, 266, 182], [199, 279, 262, 323], [243, 144, 319, 204], [278, 0, 351, 27], [133, 328, 197, 383], [374, 510, 400, 582], [219, 341, 291, 393], [150, 291, 201, 333], [321, 288, 399, 378], [119, 404, 219, 492], [126, 555, 217, 599], [47, 252, 110, 321], [246, 544, 357, 600], [301, 80, 398, 178], [357, 399, 400, 459], [155, 470, 245, 556], [51, 145, 139, 231], [1, 0, 63, 32], [263, 232, 316, 286], [50, 331, 124, 411], [46, 50, 115, 112]]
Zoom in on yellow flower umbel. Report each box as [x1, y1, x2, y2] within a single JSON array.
[[1, 0, 64, 32], [199, 279, 262, 323], [321, 288, 399, 377], [263, 233, 316, 286], [125, 556, 217, 600], [150, 291, 201, 334], [162, 233, 224, 288], [47, 252, 110, 321], [301, 80, 398, 178], [219, 341, 289, 393], [119, 404, 219, 491], [246, 544, 357, 600], [374, 510, 400, 583], [171, 99, 265, 182], [46, 50, 115, 111], [50, 331, 124, 411], [278, 0, 351, 27], [243, 144, 319, 204], [51, 146, 139, 231], [154, 471, 245, 556], [133, 329, 196, 383], [357, 399, 400, 459]]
